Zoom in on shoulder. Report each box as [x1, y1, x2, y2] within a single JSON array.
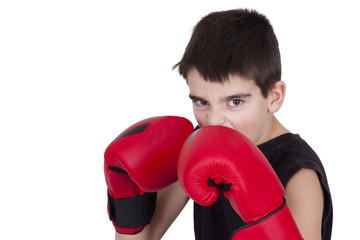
[[260, 133, 326, 186], [261, 133, 333, 238], [285, 168, 324, 239]]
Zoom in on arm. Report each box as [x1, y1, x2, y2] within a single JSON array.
[[285, 168, 324, 240], [115, 226, 150, 240], [150, 181, 190, 239], [115, 182, 189, 240]]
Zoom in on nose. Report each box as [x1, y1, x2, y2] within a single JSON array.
[[206, 108, 226, 126]]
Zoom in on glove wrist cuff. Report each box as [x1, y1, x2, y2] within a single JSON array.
[[107, 190, 157, 230]]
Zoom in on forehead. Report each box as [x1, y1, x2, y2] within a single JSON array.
[[187, 69, 261, 98]]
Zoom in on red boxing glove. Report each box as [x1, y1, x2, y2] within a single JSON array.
[[178, 126, 302, 239], [105, 116, 193, 234]]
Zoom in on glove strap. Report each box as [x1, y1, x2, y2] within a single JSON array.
[[107, 190, 157, 230]]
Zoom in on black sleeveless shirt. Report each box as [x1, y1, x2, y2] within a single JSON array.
[[193, 133, 333, 240]]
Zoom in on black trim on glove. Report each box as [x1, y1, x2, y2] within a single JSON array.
[[107, 190, 157, 229]]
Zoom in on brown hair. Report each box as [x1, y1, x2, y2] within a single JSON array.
[[173, 9, 281, 97]]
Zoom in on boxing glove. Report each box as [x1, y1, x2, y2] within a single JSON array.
[[105, 116, 193, 234], [178, 126, 302, 239]]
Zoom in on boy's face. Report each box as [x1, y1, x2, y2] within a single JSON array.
[[187, 69, 277, 145]]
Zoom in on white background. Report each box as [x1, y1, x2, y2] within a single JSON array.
[[1, 0, 359, 239]]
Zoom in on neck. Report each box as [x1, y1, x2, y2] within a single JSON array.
[[256, 116, 290, 145]]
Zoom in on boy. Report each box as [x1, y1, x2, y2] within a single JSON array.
[[111, 8, 332, 240]]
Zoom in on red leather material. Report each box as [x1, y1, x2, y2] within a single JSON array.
[[104, 116, 194, 234], [178, 126, 285, 223], [105, 116, 194, 193], [231, 202, 303, 240]]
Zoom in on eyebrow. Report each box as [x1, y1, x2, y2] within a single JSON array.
[[189, 93, 252, 101], [189, 94, 203, 101], [225, 93, 252, 100]]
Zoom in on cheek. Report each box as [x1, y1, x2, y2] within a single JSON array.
[[229, 110, 266, 143], [230, 119, 259, 142], [193, 109, 206, 127]]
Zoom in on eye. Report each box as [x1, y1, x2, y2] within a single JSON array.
[[194, 99, 208, 107], [228, 99, 243, 107]]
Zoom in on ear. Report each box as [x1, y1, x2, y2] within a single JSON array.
[[268, 81, 286, 113]]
